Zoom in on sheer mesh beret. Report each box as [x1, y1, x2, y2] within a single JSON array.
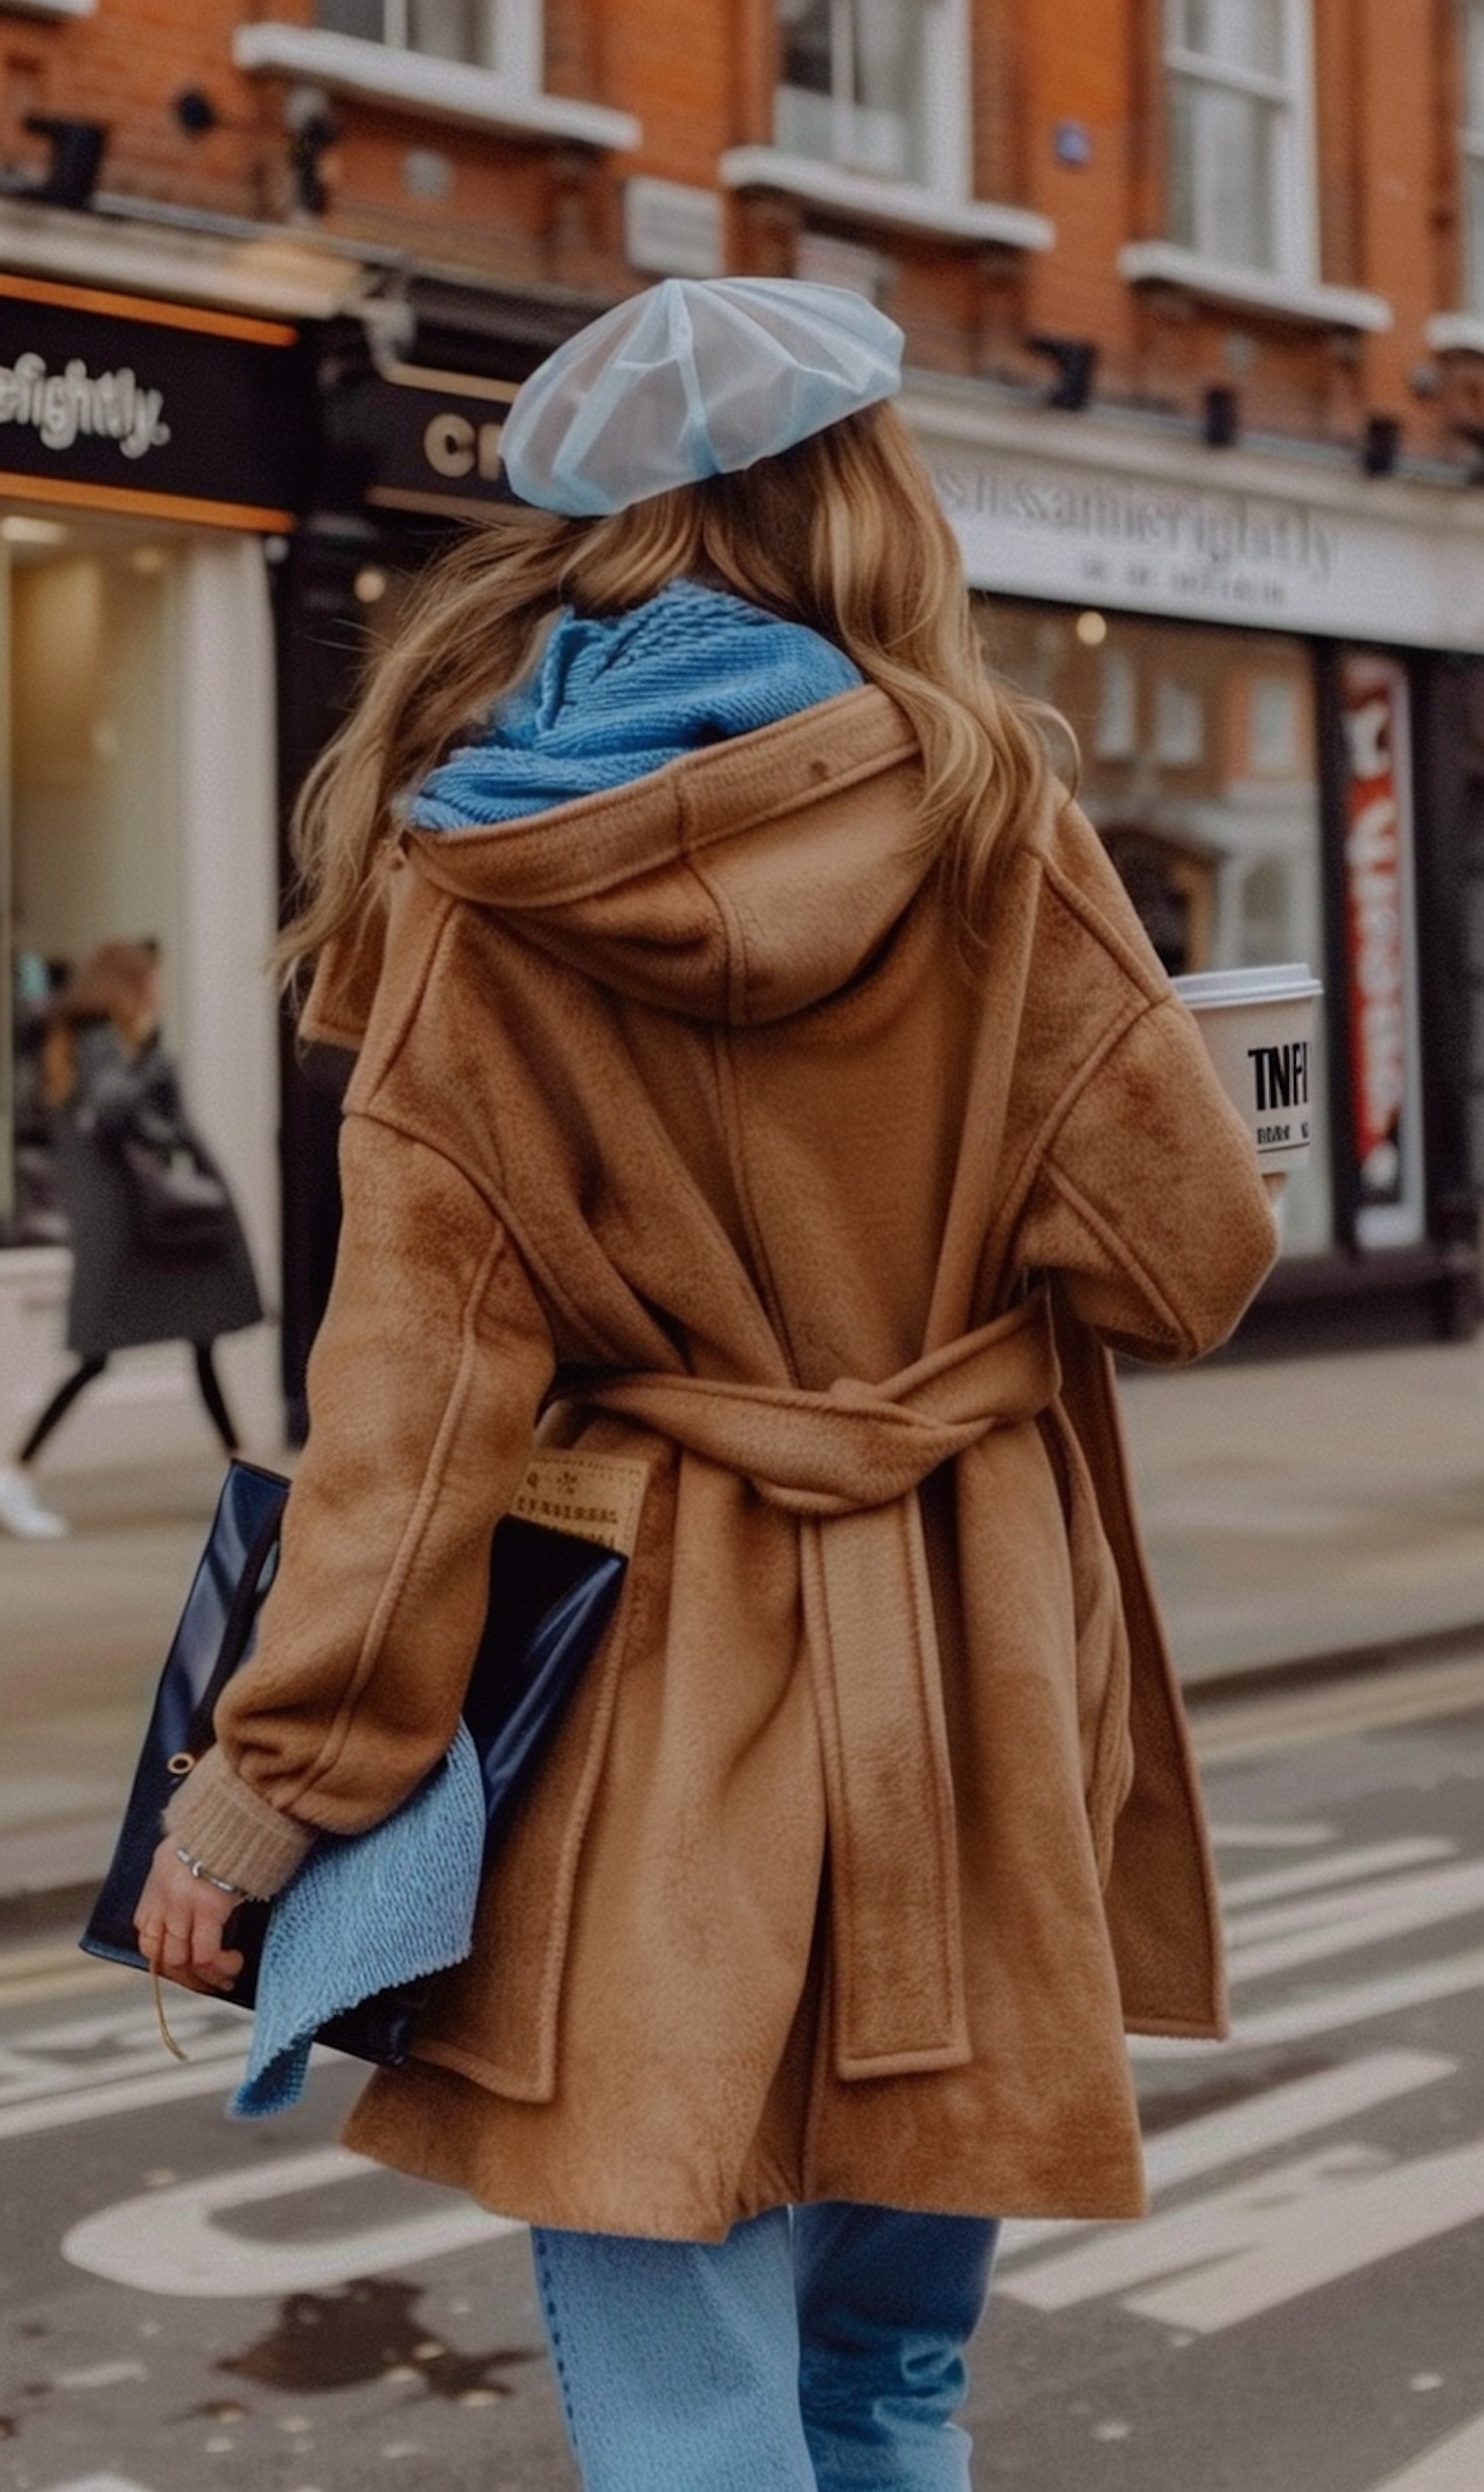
[[500, 277, 904, 519]]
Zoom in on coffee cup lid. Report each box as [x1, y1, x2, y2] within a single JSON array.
[[1170, 962, 1323, 1008]]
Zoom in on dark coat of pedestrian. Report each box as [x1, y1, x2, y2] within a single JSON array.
[[0, 940, 261, 1542], [53, 1014, 261, 1360]]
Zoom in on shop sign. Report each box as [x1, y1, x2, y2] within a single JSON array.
[[922, 432, 1484, 651], [325, 359, 517, 522], [1338, 654, 1425, 1246], [0, 272, 305, 529]]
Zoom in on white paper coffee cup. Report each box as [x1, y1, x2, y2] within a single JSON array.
[[1169, 963, 1323, 1169]]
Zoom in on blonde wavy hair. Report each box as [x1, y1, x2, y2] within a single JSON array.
[[277, 400, 1067, 991]]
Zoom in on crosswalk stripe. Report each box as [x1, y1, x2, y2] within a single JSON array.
[[0, 2055, 245, 2141], [1364, 2411, 1484, 2489], [1132, 1946, 1484, 2059], [1220, 1838, 1456, 1910], [38, 2476, 157, 2492], [1225, 1860, 1484, 1973], [1209, 1821, 1335, 1848], [998, 2050, 1454, 2260]]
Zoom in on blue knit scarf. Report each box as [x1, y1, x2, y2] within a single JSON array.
[[407, 579, 863, 831]]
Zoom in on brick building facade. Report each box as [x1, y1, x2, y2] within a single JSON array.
[[4, 2, 1484, 1458]]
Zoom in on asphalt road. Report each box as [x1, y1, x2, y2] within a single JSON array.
[[4, 1688, 1484, 2492]]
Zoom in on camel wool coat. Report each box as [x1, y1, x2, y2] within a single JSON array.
[[166, 683, 1277, 2241]]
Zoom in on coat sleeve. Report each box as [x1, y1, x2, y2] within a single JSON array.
[[1014, 994, 1278, 1365], [163, 1105, 555, 1898]]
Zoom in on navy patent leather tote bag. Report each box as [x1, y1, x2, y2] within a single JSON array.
[[80, 1455, 628, 2066]]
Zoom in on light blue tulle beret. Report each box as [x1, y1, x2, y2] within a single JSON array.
[[500, 276, 904, 519]]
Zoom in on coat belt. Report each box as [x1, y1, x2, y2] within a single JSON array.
[[570, 1287, 1061, 2081]]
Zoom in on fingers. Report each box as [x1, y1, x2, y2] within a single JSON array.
[[136, 1843, 244, 1993], [137, 1903, 244, 1993]]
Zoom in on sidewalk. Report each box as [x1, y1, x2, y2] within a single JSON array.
[[5, 1329, 1484, 1929]]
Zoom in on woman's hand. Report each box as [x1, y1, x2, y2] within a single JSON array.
[[136, 1838, 246, 1995]]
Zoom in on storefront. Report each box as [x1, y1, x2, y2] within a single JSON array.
[[265, 337, 1484, 1409], [909, 389, 1484, 1350], [0, 271, 306, 1467], [273, 284, 600, 1432]]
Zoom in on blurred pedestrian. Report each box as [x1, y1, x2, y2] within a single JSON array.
[[139, 282, 1276, 2488], [0, 938, 262, 1539]]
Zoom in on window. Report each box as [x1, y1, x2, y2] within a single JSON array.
[[1163, 0, 1315, 280], [776, 0, 930, 185], [724, 0, 1049, 250], [317, 0, 505, 71], [1462, 2, 1484, 314], [234, 6, 637, 151]]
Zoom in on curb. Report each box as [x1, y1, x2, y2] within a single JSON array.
[[0, 1878, 101, 1950], [1180, 1615, 1484, 1709]]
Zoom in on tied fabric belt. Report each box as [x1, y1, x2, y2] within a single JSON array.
[[574, 1287, 1060, 2082]]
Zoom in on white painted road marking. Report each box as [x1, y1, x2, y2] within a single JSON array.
[[0, 1995, 244, 2116], [38, 2477, 157, 2492], [62, 2143, 520, 2297], [1225, 1858, 1484, 1983], [1365, 2409, 1484, 2489], [998, 2050, 1456, 2261], [1000, 2132, 1484, 2334], [1220, 1837, 1456, 1909], [1209, 1821, 1336, 1847], [0, 2054, 250, 2142], [1132, 1945, 1484, 2059]]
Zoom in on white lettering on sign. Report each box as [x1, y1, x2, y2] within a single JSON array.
[[928, 460, 1341, 587], [916, 430, 1484, 645], [62, 2143, 518, 2297], [0, 350, 167, 458], [422, 409, 503, 482]]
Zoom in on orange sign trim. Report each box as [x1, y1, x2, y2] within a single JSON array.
[[0, 467, 295, 532], [0, 270, 297, 349]]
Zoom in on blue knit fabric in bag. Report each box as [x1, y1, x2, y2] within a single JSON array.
[[231, 1722, 486, 2117], [407, 579, 863, 831]]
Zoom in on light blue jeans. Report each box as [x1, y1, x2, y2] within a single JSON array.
[[532, 2202, 999, 2490]]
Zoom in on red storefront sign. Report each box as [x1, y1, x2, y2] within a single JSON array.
[[1338, 656, 1411, 1208]]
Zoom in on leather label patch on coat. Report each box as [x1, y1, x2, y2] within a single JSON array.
[[510, 1451, 649, 1556]]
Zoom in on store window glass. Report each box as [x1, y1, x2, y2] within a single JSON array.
[[3, 514, 182, 1248], [980, 599, 1334, 1257]]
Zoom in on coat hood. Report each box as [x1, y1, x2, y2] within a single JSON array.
[[402, 687, 930, 1026]]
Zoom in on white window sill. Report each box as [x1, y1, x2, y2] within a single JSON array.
[[718, 147, 1053, 252], [1120, 240, 1392, 333], [232, 24, 639, 153], [1426, 313, 1484, 356]]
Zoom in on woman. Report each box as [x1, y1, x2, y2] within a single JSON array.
[[0, 939, 262, 1539], [138, 280, 1276, 2489]]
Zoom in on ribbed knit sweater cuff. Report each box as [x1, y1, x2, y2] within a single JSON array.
[[162, 1745, 315, 1899]]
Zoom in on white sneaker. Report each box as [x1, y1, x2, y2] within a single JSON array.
[[0, 1465, 69, 1539]]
